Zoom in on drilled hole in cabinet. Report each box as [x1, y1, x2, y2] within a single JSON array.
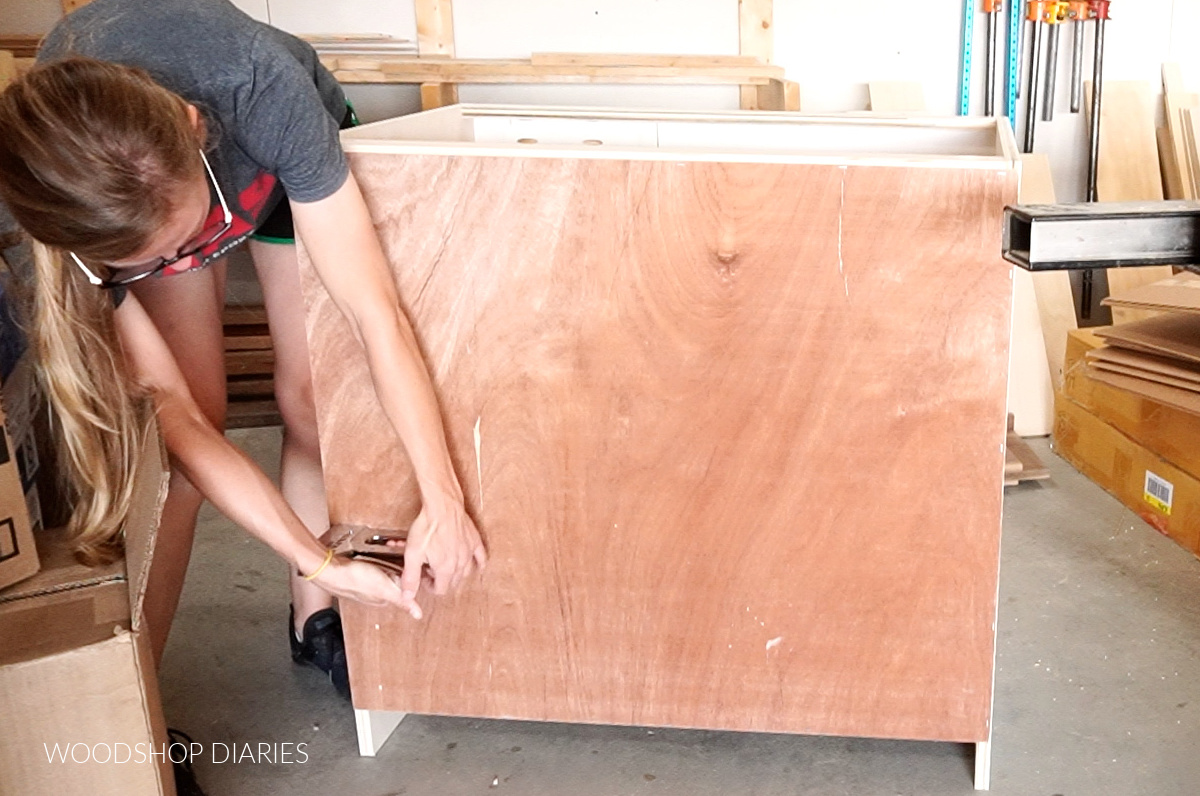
[[517, 138, 538, 144], [582, 139, 604, 146]]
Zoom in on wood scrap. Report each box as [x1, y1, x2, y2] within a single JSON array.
[[1096, 313, 1200, 364], [1005, 433, 1050, 486], [1087, 367, 1200, 417], [868, 82, 926, 113], [1086, 347, 1200, 388], [1004, 414, 1050, 486], [1101, 272, 1200, 315], [300, 34, 418, 57], [1009, 435, 1050, 481]]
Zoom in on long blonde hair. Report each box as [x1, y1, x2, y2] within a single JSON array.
[[0, 58, 205, 564]]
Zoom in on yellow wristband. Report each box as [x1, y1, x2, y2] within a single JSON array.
[[302, 548, 334, 581]]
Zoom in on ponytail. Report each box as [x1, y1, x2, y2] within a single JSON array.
[[0, 58, 201, 564], [30, 241, 153, 564]]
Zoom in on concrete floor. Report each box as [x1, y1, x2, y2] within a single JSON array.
[[161, 431, 1200, 796]]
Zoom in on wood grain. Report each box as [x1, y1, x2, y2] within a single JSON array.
[[300, 150, 1015, 743], [322, 55, 782, 86], [415, 0, 455, 58]]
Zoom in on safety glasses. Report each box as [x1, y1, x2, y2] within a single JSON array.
[[69, 150, 232, 289]]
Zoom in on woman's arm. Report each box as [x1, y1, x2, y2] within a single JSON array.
[[114, 292, 415, 612], [290, 173, 486, 607]]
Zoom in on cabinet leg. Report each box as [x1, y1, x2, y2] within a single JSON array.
[[974, 739, 992, 790], [355, 709, 406, 757]]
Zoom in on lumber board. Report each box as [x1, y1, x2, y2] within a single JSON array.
[[415, 0, 455, 58], [1162, 63, 1197, 200], [754, 78, 799, 112], [0, 36, 39, 58], [224, 349, 274, 377], [420, 82, 459, 111], [868, 82, 926, 113], [223, 304, 268, 326], [1160, 125, 1185, 201], [60, 0, 92, 12], [226, 377, 275, 398], [0, 51, 15, 92], [739, 0, 774, 110], [224, 332, 272, 352], [225, 399, 282, 430], [1086, 81, 1172, 323], [321, 55, 782, 86], [532, 53, 764, 68], [299, 149, 1015, 742]]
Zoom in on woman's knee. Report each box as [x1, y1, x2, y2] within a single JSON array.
[[274, 370, 319, 450]]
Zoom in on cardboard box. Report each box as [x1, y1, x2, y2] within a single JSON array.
[[0, 425, 173, 795], [1054, 392, 1200, 555], [1063, 327, 1200, 480], [0, 272, 58, 532], [0, 398, 37, 591]]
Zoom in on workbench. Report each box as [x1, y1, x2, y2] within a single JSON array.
[[298, 105, 1019, 790]]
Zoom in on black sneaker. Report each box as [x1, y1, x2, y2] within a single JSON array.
[[289, 606, 351, 700], [167, 729, 206, 796]]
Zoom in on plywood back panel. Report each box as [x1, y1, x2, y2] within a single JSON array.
[[301, 153, 1015, 743]]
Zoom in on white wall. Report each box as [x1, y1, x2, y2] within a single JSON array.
[[4, 0, 1199, 199]]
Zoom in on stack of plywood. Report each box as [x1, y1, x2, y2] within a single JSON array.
[[1086, 274, 1200, 416], [1055, 275, 1200, 555], [1160, 64, 1200, 202]]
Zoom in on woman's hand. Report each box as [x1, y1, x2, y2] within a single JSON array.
[[311, 558, 413, 614], [394, 496, 487, 612]]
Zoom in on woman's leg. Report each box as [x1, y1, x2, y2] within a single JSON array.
[[247, 240, 333, 634], [129, 260, 229, 668]]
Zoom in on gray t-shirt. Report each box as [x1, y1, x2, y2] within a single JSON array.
[[24, 0, 351, 266]]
